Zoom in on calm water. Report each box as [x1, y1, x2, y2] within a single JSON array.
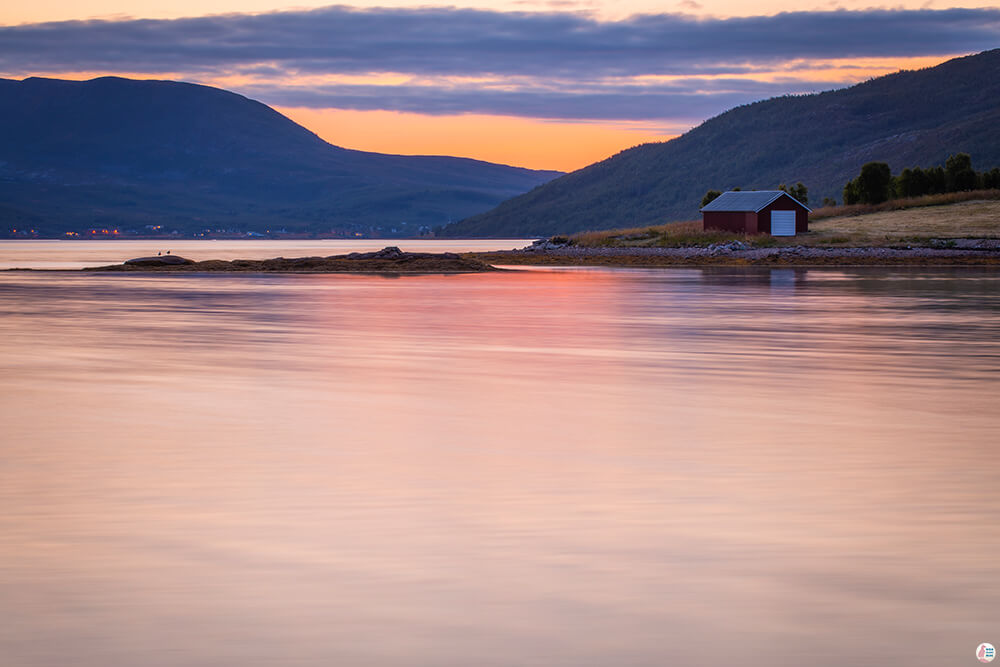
[[0, 239, 534, 270], [1, 255, 999, 666]]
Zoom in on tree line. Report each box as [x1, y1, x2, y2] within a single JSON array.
[[843, 154, 1000, 206]]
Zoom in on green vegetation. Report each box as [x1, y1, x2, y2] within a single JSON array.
[[843, 154, 1000, 205], [701, 190, 722, 207], [843, 162, 893, 205], [440, 49, 1000, 238], [778, 182, 808, 205]]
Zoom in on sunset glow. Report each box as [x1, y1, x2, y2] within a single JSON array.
[[1, 3, 995, 169], [277, 109, 678, 171]]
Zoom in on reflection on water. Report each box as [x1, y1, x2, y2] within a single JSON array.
[[1, 267, 998, 667], [0, 238, 533, 270]]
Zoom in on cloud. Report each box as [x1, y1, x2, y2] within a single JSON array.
[[1, 6, 997, 120], [242, 76, 838, 121], [2, 6, 998, 75]]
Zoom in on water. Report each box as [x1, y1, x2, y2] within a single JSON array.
[[1, 256, 999, 667], [0, 239, 534, 270]]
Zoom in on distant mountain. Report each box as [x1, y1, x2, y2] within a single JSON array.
[[0, 77, 561, 237], [440, 49, 1000, 238]]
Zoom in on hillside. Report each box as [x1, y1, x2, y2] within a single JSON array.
[[0, 77, 561, 237], [440, 49, 1000, 238]]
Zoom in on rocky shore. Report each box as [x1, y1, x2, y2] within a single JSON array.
[[467, 240, 1000, 267], [84, 247, 497, 273]]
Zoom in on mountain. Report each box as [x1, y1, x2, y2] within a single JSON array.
[[439, 49, 1000, 238], [0, 77, 561, 237]]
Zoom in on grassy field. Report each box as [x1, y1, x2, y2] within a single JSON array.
[[569, 191, 1000, 248], [809, 198, 1000, 245]]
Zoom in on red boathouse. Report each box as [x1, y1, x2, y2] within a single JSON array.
[[700, 190, 810, 236]]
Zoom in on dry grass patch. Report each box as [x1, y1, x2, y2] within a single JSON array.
[[571, 220, 780, 248], [809, 198, 1000, 244], [810, 189, 1000, 221]]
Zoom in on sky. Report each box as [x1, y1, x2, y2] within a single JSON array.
[[2, 1, 999, 170]]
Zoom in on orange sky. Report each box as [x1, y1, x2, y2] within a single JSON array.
[[277, 109, 676, 171], [0, 2, 984, 171], [8, 52, 956, 171], [272, 54, 952, 170]]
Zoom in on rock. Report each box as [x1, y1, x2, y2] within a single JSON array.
[[525, 237, 570, 251], [706, 241, 748, 255], [343, 246, 406, 260], [123, 255, 194, 266]]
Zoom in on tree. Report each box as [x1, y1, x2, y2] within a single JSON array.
[[701, 190, 722, 207], [843, 179, 860, 205], [910, 167, 931, 197], [945, 153, 977, 192], [928, 166, 947, 194], [895, 167, 930, 199], [779, 182, 809, 205], [855, 162, 892, 204], [821, 197, 837, 208], [984, 167, 1000, 190], [794, 182, 809, 205]]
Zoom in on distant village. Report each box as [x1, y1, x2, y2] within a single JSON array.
[[3, 223, 436, 240]]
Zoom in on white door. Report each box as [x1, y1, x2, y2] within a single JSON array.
[[771, 210, 796, 236]]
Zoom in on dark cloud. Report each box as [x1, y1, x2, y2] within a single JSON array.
[[242, 76, 838, 120], [1, 6, 997, 119], [2, 6, 998, 75]]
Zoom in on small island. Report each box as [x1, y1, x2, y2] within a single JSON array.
[[85, 246, 497, 273]]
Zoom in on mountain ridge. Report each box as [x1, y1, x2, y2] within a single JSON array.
[[438, 49, 1000, 238], [0, 76, 561, 237]]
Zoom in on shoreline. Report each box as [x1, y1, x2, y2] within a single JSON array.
[[464, 245, 1000, 267], [4, 244, 1000, 273]]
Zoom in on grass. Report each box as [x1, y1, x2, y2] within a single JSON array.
[[809, 189, 1000, 221], [571, 221, 781, 248], [568, 190, 1000, 248], [810, 196, 1000, 245]]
